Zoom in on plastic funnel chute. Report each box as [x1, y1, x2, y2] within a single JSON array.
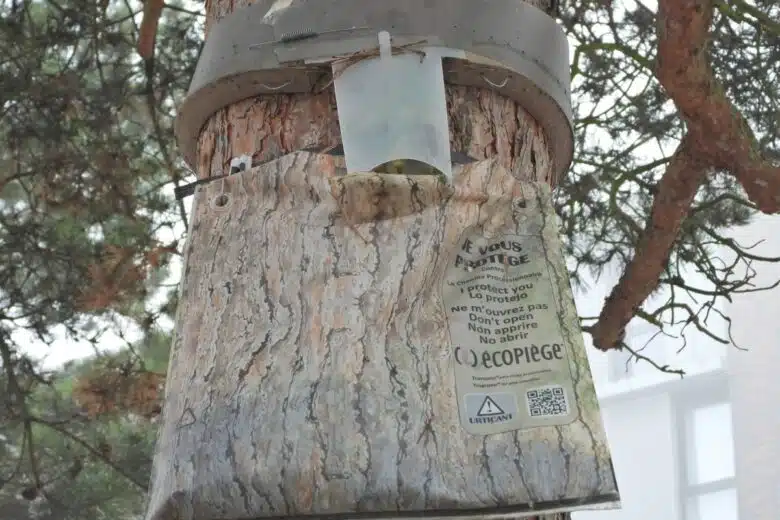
[[333, 31, 455, 179]]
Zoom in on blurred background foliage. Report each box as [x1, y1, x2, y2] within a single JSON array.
[[0, 0, 778, 518]]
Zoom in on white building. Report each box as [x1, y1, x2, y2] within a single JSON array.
[[573, 214, 780, 520]]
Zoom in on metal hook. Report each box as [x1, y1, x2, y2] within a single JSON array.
[[481, 75, 509, 88], [259, 80, 292, 91]]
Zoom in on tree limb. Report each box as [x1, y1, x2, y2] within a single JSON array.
[[656, 0, 780, 213], [621, 341, 685, 378], [591, 136, 709, 349], [138, 0, 164, 60]]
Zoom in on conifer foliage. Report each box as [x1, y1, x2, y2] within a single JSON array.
[[1, 0, 198, 517]]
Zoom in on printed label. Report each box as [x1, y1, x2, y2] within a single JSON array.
[[464, 393, 517, 426], [442, 232, 578, 435]]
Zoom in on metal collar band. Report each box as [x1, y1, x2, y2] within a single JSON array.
[[176, 0, 574, 182]]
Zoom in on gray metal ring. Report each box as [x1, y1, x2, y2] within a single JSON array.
[[175, 0, 573, 183]]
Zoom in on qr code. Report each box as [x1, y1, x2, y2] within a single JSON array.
[[526, 386, 568, 417]]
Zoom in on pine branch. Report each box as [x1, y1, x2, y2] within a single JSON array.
[[144, 56, 190, 230], [31, 417, 148, 491], [590, 136, 709, 350], [138, 0, 165, 60], [656, 0, 780, 213]]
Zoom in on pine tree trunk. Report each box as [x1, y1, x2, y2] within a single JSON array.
[[144, 2, 615, 520]]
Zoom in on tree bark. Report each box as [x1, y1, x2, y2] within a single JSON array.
[[195, 85, 556, 186], [145, 2, 617, 520]]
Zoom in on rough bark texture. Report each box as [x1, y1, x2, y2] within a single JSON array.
[[196, 85, 557, 187], [144, 152, 617, 520], [146, 1, 618, 519]]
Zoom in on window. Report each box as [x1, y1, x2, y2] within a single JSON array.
[[686, 403, 736, 485], [686, 488, 738, 520], [677, 388, 738, 520]]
